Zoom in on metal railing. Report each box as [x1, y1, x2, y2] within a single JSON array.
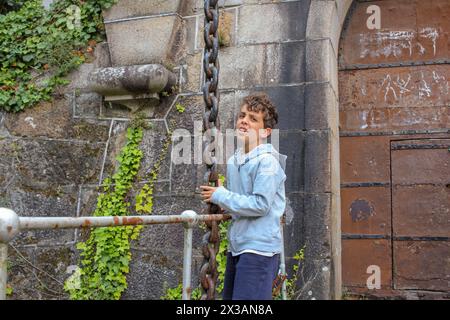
[[0, 207, 287, 300]]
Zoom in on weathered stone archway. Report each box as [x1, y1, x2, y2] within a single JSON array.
[[301, 0, 354, 300]]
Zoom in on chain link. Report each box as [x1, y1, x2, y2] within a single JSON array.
[[200, 0, 221, 300]]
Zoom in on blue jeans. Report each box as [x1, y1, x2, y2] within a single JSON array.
[[222, 252, 280, 300]]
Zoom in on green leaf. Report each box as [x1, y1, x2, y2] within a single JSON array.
[[22, 54, 34, 62]]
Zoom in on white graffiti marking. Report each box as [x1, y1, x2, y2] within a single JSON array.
[[359, 27, 440, 58], [420, 27, 439, 56], [379, 70, 447, 102], [381, 74, 398, 101], [418, 72, 432, 98], [394, 74, 412, 97]]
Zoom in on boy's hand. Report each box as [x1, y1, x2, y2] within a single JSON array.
[[199, 185, 218, 203], [199, 179, 222, 203]]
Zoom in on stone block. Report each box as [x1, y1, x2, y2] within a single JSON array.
[[330, 190, 342, 299], [167, 92, 236, 132], [306, 0, 340, 56], [219, 45, 264, 89], [77, 185, 99, 217], [99, 120, 127, 183], [137, 121, 171, 181], [33, 246, 77, 298], [238, 1, 307, 44], [92, 42, 112, 68], [0, 139, 15, 196], [194, 9, 238, 50], [267, 42, 306, 85], [193, 0, 243, 13], [73, 92, 102, 119], [103, 0, 182, 21], [184, 16, 200, 54], [286, 191, 334, 300], [304, 130, 331, 193], [123, 248, 183, 300], [9, 245, 76, 300], [179, 52, 203, 92], [3, 99, 110, 142], [105, 15, 185, 66], [304, 81, 338, 130], [303, 193, 332, 260], [63, 62, 96, 94], [283, 193, 305, 257], [7, 246, 41, 300], [238, 85, 305, 130], [295, 258, 332, 300], [279, 130, 306, 193], [0, 111, 9, 137], [220, 41, 305, 89], [305, 38, 338, 94], [217, 91, 237, 131], [100, 120, 171, 186], [9, 186, 78, 246], [133, 196, 206, 250], [13, 139, 104, 189], [218, 9, 236, 47], [166, 95, 204, 134]]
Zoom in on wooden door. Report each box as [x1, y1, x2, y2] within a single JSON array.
[[338, 0, 449, 299]]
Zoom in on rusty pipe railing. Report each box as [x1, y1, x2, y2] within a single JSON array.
[[0, 208, 288, 300], [0, 208, 229, 300]]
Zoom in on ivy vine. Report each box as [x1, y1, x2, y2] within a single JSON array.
[[65, 123, 144, 300], [135, 119, 174, 214], [65, 113, 177, 300], [0, 0, 118, 112]]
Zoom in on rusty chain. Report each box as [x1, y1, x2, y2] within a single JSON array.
[[200, 0, 221, 300]]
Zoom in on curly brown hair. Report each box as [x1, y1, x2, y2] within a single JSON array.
[[242, 92, 279, 129]]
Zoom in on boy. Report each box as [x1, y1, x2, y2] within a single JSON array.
[[200, 92, 287, 300]]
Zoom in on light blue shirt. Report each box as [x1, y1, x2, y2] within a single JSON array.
[[211, 143, 287, 254]]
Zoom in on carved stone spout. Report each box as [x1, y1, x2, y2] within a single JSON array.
[[87, 64, 177, 112]]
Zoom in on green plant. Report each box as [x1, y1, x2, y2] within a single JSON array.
[[135, 120, 173, 214], [161, 283, 202, 300], [0, 0, 118, 112], [286, 246, 305, 298], [216, 219, 230, 295], [65, 126, 143, 300], [6, 284, 13, 296], [66, 115, 176, 300], [273, 245, 305, 300], [175, 103, 185, 113]]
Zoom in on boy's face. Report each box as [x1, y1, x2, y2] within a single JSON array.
[[236, 104, 272, 145]]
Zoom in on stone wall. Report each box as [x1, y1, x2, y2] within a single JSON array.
[[2, 0, 347, 299]]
